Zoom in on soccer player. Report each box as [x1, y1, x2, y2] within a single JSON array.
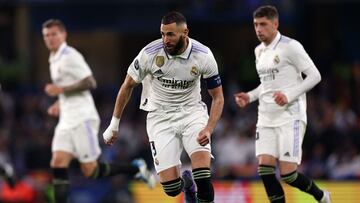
[[0, 86, 17, 188], [0, 163, 16, 188], [103, 11, 224, 203], [42, 19, 155, 203], [234, 5, 331, 203]]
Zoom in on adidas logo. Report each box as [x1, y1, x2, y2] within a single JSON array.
[[153, 69, 164, 77], [284, 152, 290, 157]]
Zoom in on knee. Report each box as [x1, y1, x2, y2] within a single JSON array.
[[51, 157, 69, 168], [50, 152, 72, 168], [281, 170, 298, 185], [80, 162, 98, 178], [161, 178, 183, 197]]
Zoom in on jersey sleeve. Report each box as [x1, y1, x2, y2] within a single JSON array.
[[127, 48, 150, 83], [287, 40, 316, 72], [201, 49, 219, 79], [63, 53, 92, 80]]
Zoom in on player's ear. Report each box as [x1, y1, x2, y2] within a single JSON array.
[[184, 27, 189, 37], [273, 18, 279, 29]]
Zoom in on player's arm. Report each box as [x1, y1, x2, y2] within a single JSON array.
[[44, 75, 96, 97], [276, 66, 321, 106], [197, 85, 224, 146], [103, 74, 139, 145], [275, 41, 321, 106]]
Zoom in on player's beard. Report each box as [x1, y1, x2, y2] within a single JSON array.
[[165, 35, 186, 56]]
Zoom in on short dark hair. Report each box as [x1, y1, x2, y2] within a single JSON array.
[[253, 5, 279, 20], [42, 19, 66, 32], [161, 11, 187, 25]]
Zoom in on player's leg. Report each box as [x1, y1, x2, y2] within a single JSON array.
[[51, 125, 77, 203], [155, 146, 185, 197], [158, 166, 185, 197], [189, 151, 213, 203], [146, 110, 184, 196], [75, 120, 155, 188], [182, 104, 214, 203], [0, 162, 16, 188], [80, 159, 155, 188], [257, 155, 285, 203], [279, 162, 326, 202], [50, 151, 73, 203], [256, 127, 285, 203], [278, 120, 330, 202]]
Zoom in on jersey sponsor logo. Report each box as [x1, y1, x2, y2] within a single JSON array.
[[156, 76, 195, 89], [258, 67, 279, 81], [134, 59, 140, 70], [273, 55, 280, 64], [190, 66, 199, 76], [155, 56, 165, 67]]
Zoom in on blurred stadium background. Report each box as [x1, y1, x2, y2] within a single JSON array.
[[0, 0, 360, 202]]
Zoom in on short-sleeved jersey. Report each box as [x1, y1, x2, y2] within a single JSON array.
[[49, 42, 99, 128], [254, 32, 316, 127], [127, 38, 219, 111]]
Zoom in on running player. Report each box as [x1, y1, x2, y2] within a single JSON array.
[[234, 5, 331, 203], [103, 11, 224, 203]]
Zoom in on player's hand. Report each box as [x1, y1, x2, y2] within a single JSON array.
[[234, 92, 250, 108], [273, 91, 288, 106], [197, 128, 212, 146], [45, 83, 64, 97], [103, 116, 120, 146], [47, 102, 60, 117], [103, 127, 118, 146]]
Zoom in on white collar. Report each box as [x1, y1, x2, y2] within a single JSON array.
[[49, 42, 67, 62], [261, 31, 281, 50]]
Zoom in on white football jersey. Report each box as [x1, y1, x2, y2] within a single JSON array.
[[253, 32, 318, 127], [49, 42, 99, 128], [127, 38, 219, 111]]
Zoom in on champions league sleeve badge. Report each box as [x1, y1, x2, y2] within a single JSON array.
[[134, 59, 140, 70]]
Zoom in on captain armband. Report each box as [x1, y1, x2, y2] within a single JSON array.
[[205, 74, 222, 89]]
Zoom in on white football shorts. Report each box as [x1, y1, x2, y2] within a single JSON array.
[[52, 119, 101, 163], [146, 102, 211, 173], [255, 120, 306, 164]]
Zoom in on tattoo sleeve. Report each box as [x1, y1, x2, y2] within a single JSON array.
[[63, 76, 97, 93]]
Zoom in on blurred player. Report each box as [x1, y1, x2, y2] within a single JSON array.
[[103, 11, 224, 203], [234, 5, 331, 203], [42, 19, 155, 203], [0, 85, 16, 188]]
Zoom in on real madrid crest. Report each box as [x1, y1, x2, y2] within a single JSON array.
[[273, 55, 280, 64], [156, 56, 164, 67], [190, 66, 199, 76]]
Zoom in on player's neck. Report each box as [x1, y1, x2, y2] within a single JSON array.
[[179, 37, 189, 54], [264, 32, 278, 46]]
